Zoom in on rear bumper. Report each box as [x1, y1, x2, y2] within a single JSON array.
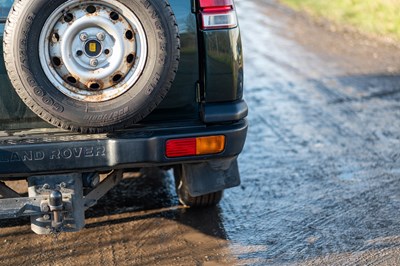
[[0, 119, 248, 178]]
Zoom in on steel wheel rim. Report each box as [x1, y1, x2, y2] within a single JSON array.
[[39, 0, 148, 102]]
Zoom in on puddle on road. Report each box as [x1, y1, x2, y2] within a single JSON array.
[[228, 0, 400, 265]]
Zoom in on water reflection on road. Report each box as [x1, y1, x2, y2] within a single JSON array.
[[225, 0, 400, 264]]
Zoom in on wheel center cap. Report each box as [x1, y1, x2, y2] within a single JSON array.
[[84, 39, 102, 57]]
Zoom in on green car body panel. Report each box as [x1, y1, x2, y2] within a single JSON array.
[[0, 0, 247, 185], [0, 0, 244, 130]]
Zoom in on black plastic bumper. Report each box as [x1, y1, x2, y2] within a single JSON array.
[[0, 120, 247, 178]]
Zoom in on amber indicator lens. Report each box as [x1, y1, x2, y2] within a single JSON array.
[[196, 135, 225, 155]]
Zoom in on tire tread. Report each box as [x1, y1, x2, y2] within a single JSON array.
[[3, 0, 180, 133]]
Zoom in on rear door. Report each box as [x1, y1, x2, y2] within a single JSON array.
[[144, 0, 200, 123]]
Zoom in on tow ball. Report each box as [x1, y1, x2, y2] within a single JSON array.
[[49, 190, 64, 231]]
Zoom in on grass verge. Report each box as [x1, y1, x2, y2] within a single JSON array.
[[279, 0, 400, 41]]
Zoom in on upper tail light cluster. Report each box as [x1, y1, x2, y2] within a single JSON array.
[[199, 0, 238, 30]]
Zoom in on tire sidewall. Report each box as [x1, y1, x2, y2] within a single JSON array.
[[8, 0, 178, 130]]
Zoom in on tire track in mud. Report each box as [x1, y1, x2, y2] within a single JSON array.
[[0, 173, 236, 265]]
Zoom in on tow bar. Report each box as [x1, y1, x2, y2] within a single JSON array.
[[0, 170, 122, 234]]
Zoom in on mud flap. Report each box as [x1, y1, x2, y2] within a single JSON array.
[[181, 157, 240, 197]]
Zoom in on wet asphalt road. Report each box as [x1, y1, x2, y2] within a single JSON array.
[[2, 0, 400, 265]]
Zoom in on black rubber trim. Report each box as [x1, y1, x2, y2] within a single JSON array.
[[201, 100, 248, 123], [0, 120, 248, 178]]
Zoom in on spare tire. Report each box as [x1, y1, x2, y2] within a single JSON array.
[[4, 0, 180, 133]]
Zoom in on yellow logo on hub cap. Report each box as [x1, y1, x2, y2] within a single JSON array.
[[85, 39, 102, 57], [89, 42, 97, 53]]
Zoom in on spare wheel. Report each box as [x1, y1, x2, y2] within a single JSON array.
[[4, 0, 180, 133]]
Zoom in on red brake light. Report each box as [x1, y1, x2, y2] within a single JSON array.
[[199, 0, 234, 9], [166, 138, 196, 158], [201, 6, 232, 13], [199, 0, 237, 30]]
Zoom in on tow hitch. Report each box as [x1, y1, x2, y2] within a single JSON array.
[[0, 170, 122, 234], [48, 190, 64, 231]]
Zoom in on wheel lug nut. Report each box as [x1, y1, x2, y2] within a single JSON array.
[[97, 32, 106, 41], [80, 32, 88, 42], [90, 59, 98, 67]]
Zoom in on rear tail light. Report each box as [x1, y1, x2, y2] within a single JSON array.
[[199, 0, 238, 30], [166, 135, 226, 158]]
